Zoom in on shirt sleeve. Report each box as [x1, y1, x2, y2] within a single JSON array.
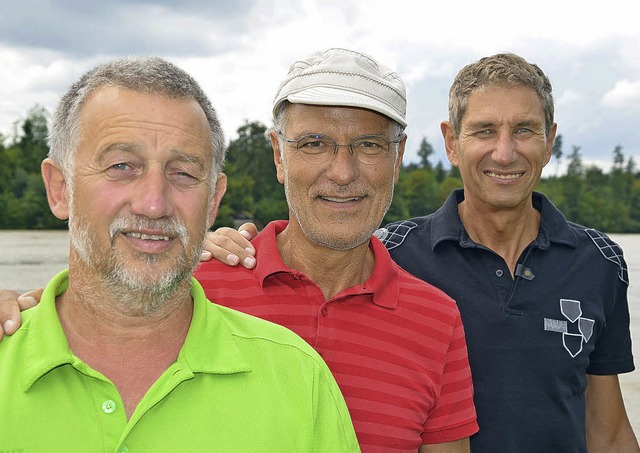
[[586, 254, 635, 375]]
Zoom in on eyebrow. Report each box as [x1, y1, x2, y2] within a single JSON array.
[[466, 121, 495, 130], [97, 143, 207, 171], [101, 142, 141, 154], [169, 148, 207, 170], [466, 118, 543, 130], [291, 130, 394, 139], [96, 143, 141, 164]]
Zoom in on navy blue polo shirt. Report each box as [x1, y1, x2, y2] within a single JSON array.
[[378, 189, 635, 452]]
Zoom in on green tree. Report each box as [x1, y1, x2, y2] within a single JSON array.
[[563, 146, 583, 223], [552, 133, 563, 176], [612, 145, 625, 172], [416, 137, 434, 169], [434, 161, 446, 183], [215, 121, 287, 229], [17, 105, 50, 174]]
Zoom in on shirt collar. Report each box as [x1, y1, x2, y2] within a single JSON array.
[[21, 271, 251, 392], [22, 270, 74, 392], [254, 220, 399, 309], [180, 279, 252, 374], [431, 188, 577, 251]]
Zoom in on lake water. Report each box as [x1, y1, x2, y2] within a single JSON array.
[[1, 229, 639, 439]]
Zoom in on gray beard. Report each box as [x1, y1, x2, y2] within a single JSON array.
[[68, 211, 204, 316]]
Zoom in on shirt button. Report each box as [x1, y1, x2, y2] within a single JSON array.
[[495, 269, 504, 277], [321, 307, 328, 317], [102, 400, 116, 414], [118, 446, 129, 453]]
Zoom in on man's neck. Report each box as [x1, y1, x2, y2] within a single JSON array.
[[458, 196, 541, 276], [56, 259, 193, 419], [276, 224, 376, 301]]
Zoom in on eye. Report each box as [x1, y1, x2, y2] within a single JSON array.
[[172, 170, 197, 179], [105, 162, 138, 179], [301, 140, 323, 149], [359, 140, 384, 149], [167, 163, 204, 187], [352, 137, 387, 156], [297, 135, 333, 153], [111, 163, 130, 170]]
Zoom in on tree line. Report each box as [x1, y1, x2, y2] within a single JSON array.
[[2, 106, 639, 233]]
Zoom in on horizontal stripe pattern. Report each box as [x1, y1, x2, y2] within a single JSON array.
[[194, 221, 477, 451]]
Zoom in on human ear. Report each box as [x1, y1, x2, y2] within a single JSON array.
[[41, 158, 70, 220], [441, 121, 459, 167], [544, 123, 558, 167], [270, 130, 285, 185], [207, 173, 227, 227]]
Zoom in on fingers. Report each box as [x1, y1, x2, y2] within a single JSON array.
[[18, 288, 44, 310], [202, 226, 257, 269], [0, 290, 23, 340], [238, 222, 259, 239]]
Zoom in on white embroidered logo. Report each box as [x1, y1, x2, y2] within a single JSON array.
[[544, 299, 595, 358]]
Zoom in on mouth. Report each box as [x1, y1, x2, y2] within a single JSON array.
[[320, 195, 363, 203], [124, 232, 171, 241], [484, 171, 524, 180], [118, 229, 178, 255]]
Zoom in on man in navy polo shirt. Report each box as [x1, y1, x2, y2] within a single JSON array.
[[378, 53, 638, 451]]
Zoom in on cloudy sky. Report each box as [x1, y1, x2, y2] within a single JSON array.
[[2, 0, 639, 175]]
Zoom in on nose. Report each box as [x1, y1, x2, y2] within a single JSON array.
[[324, 144, 359, 185], [492, 131, 518, 165], [129, 165, 175, 219]]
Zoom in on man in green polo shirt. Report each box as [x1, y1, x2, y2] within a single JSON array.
[[0, 56, 359, 452]]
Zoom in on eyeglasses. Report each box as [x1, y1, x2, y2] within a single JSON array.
[[277, 132, 402, 165]]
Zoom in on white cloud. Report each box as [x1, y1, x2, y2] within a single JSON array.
[[602, 79, 640, 108], [1, 0, 639, 164], [556, 90, 582, 106]]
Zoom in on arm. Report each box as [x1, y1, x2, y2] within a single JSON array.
[[0, 288, 43, 339], [586, 374, 640, 452], [200, 222, 258, 269], [419, 438, 470, 453]]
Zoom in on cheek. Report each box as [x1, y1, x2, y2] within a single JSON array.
[[285, 161, 320, 187], [182, 191, 213, 225]]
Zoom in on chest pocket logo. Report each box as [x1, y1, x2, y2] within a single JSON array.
[[544, 299, 595, 358]]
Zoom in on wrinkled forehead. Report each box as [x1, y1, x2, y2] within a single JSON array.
[[282, 103, 395, 134], [76, 87, 213, 160]]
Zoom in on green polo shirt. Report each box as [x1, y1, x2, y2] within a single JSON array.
[[0, 270, 359, 452]]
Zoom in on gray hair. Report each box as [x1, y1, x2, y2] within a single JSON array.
[[49, 56, 226, 181], [448, 52, 554, 137]]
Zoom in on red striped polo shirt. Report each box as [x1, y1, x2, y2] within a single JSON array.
[[194, 220, 478, 451]]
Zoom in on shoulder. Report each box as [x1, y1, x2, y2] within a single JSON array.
[[193, 259, 258, 296], [211, 302, 324, 362], [395, 264, 455, 303], [376, 215, 433, 251], [566, 223, 629, 285], [194, 258, 244, 277], [389, 261, 462, 328]]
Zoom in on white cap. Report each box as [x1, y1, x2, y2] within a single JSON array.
[[273, 48, 407, 127]]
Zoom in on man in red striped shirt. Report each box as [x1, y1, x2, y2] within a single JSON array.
[[195, 48, 477, 452]]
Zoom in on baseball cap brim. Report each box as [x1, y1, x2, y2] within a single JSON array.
[[282, 86, 407, 128]]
